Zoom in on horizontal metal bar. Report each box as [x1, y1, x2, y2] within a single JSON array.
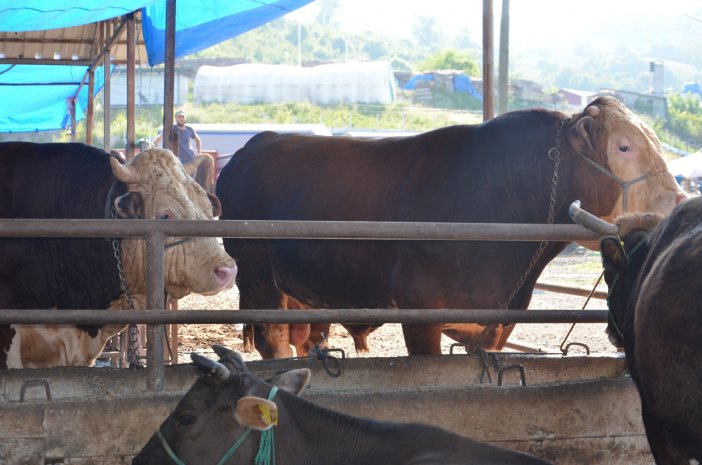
[[534, 281, 607, 300], [0, 219, 601, 242], [0, 309, 609, 325]]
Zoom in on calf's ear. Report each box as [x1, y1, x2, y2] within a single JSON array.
[[266, 368, 311, 396], [600, 236, 628, 273], [235, 397, 278, 430]]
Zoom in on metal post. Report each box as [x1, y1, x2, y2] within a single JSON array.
[[69, 98, 77, 142], [497, 0, 510, 115], [103, 21, 112, 152], [482, 0, 495, 121], [126, 13, 136, 160], [162, 0, 176, 151], [86, 69, 95, 145], [145, 234, 165, 391]]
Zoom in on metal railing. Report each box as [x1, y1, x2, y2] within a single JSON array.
[[0, 218, 605, 389]]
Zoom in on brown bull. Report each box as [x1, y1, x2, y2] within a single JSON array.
[[216, 97, 684, 359]]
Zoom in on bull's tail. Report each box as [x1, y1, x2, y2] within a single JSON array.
[[242, 324, 255, 353]]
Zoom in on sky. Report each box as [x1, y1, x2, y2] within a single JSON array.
[[288, 0, 702, 50]]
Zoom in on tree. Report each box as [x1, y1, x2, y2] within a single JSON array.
[[412, 16, 444, 51], [419, 49, 479, 76], [315, 0, 340, 26]]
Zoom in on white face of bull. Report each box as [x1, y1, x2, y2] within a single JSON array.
[[110, 148, 237, 302]]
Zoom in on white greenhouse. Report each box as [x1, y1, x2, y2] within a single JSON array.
[[193, 61, 397, 105]]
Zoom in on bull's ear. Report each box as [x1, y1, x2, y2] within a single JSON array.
[[235, 397, 278, 430], [567, 115, 598, 156], [266, 368, 311, 396], [114, 192, 144, 219], [600, 236, 628, 273], [207, 193, 222, 218]]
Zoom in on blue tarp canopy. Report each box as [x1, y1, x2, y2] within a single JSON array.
[[0, 65, 106, 132], [0, 0, 313, 132]]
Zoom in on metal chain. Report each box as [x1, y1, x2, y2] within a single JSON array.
[[504, 118, 567, 308], [105, 180, 142, 368]]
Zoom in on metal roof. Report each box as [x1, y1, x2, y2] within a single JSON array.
[[0, 13, 148, 67]]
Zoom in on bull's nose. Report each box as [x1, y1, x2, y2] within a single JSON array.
[[215, 265, 237, 288]]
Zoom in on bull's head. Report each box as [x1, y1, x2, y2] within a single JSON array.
[[108, 149, 237, 302], [566, 96, 684, 222]]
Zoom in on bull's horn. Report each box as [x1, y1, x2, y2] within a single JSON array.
[[569, 200, 618, 236], [191, 353, 231, 383], [212, 344, 242, 361], [109, 156, 142, 184]]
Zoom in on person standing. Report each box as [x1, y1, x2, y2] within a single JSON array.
[[154, 110, 215, 193], [154, 109, 201, 164]]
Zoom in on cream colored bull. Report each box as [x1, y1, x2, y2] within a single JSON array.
[[3, 147, 236, 369]]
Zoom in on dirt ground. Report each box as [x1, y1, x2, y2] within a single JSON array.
[[175, 246, 616, 362]]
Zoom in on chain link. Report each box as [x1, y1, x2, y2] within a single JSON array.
[[504, 118, 567, 308], [105, 180, 142, 367]]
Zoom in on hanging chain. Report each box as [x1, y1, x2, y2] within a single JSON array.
[[504, 118, 567, 308], [105, 181, 142, 368]]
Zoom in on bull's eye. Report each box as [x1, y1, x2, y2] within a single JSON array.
[[178, 414, 197, 426], [157, 213, 171, 220], [618, 145, 630, 153]]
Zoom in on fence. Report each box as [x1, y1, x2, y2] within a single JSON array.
[[0, 218, 607, 389]]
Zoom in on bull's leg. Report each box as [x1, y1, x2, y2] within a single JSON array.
[[494, 323, 516, 350], [441, 323, 506, 351], [294, 323, 330, 357], [342, 323, 381, 353], [239, 280, 293, 359], [401, 323, 443, 355]]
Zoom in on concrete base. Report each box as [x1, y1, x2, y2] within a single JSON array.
[[0, 354, 653, 465]]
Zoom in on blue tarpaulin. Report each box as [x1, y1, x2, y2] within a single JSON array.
[[0, 0, 313, 132], [141, 0, 313, 67], [402, 73, 482, 101], [0, 65, 105, 132]]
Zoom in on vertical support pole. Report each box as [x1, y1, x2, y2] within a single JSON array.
[[146, 234, 165, 391], [126, 13, 136, 161], [162, 0, 176, 152], [86, 69, 95, 145], [482, 0, 495, 121], [497, 0, 510, 115], [69, 98, 77, 142], [103, 21, 112, 152]]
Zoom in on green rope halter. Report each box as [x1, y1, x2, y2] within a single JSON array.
[[157, 386, 279, 465]]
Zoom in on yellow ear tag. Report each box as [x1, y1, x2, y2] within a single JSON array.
[[257, 403, 278, 426]]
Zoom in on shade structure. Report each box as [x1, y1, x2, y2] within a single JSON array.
[[0, 0, 314, 132]]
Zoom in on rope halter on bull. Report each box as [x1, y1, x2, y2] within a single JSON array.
[[157, 386, 280, 465], [575, 151, 661, 213]]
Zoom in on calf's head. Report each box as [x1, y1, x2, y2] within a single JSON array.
[[131, 346, 310, 465], [600, 213, 662, 348], [110, 148, 237, 300]]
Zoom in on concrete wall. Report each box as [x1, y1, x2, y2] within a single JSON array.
[[0, 354, 652, 465]]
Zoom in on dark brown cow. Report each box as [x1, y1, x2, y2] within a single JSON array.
[[0, 143, 237, 368], [216, 97, 684, 359], [132, 345, 554, 465], [574, 197, 702, 464]]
